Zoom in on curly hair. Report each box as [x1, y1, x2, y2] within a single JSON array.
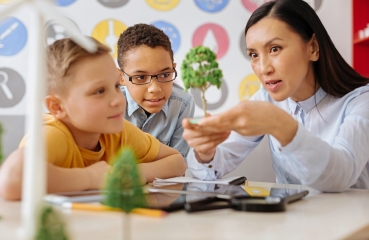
[[117, 23, 173, 69]]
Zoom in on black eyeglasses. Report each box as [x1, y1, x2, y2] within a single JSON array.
[[122, 68, 177, 85]]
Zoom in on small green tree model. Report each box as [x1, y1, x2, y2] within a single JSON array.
[[181, 45, 223, 116], [35, 206, 69, 240], [104, 148, 146, 211], [104, 148, 146, 240]]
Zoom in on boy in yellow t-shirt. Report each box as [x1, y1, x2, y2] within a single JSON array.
[[0, 37, 186, 200]]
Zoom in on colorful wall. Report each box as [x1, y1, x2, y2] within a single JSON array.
[[0, 0, 352, 182]]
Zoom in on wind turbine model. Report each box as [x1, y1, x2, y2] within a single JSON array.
[[0, 1, 97, 239]]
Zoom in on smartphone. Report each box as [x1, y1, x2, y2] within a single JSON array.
[[231, 188, 309, 212]]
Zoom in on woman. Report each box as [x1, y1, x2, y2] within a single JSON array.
[[182, 0, 369, 192]]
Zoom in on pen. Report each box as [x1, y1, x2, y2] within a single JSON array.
[[61, 202, 167, 218]]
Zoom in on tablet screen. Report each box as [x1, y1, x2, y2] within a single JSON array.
[[44, 183, 308, 212]]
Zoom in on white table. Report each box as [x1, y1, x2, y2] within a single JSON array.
[[1, 181, 369, 240]]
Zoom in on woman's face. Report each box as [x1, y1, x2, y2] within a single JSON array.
[[246, 17, 319, 102]]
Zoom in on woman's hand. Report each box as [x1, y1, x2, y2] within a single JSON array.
[[196, 101, 298, 146], [182, 116, 230, 163]]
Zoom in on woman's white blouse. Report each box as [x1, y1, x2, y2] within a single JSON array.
[[187, 86, 369, 192]]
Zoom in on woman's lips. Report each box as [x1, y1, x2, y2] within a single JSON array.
[[265, 80, 282, 92]]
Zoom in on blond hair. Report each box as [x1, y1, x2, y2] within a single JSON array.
[[47, 37, 111, 95]]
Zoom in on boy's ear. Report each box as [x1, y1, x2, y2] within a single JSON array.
[[118, 68, 126, 86], [309, 34, 319, 62], [173, 63, 177, 69], [45, 95, 67, 119]]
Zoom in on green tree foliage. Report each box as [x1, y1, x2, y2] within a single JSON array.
[[104, 148, 146, 213], [35, 206, 69, 240], [181, 45, 223, 116]]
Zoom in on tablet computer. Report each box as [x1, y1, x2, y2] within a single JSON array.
[[44, 183, 309, 212]]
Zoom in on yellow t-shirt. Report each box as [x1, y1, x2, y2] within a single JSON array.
[[20, 114, 160, 168]]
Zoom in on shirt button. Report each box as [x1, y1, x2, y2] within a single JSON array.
[[278, 147, 281, 151], [208, 165, 212, 168]]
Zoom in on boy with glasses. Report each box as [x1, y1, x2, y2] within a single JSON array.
[[117, 23, 195, 159]]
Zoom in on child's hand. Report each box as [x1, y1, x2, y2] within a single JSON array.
[[85, 161, 111, 189]]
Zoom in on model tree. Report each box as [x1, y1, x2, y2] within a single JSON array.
[[35, 206, 69, 240], [104, 148, 146, 240], [181, 45, 223, 117]]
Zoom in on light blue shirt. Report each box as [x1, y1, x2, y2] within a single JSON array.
[[187, 86, 369, 192], [121, 83, 195, 159]]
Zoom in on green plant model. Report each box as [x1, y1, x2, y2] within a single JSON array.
[[35, 206, 69, 240], [104, 148, 146, 212], [181, 45, 223, 116]]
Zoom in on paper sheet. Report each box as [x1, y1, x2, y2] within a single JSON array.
[[153, 176, 246, 185]]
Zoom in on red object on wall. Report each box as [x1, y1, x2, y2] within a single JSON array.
[[352, 0, 369, 77]]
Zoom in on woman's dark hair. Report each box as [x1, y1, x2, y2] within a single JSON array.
[[245, 0, 369, 97]]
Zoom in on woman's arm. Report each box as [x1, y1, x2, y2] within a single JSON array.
[[196, 100, 298, 146]]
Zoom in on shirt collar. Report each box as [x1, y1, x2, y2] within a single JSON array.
[[124, 87, 169, 117], [287, 87, 327, 114], [125, 88, 141, 116]]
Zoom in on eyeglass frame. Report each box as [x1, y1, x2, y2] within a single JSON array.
[[121, 68, 177, 85]]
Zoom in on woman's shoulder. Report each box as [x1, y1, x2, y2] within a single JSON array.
[[352, 85, 369, 95], [341, 85, 369, 101], [345, 85, 369, 104]]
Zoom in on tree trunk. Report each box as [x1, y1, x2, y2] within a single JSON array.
[[123, 213, 130, 240], [201, 88, 207, 117]]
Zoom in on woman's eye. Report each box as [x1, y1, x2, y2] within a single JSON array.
[[249, 52, 258, 58], [271, 47, 279, 53]]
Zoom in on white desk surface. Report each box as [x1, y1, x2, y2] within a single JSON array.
[[1, 181, 369, 240]]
